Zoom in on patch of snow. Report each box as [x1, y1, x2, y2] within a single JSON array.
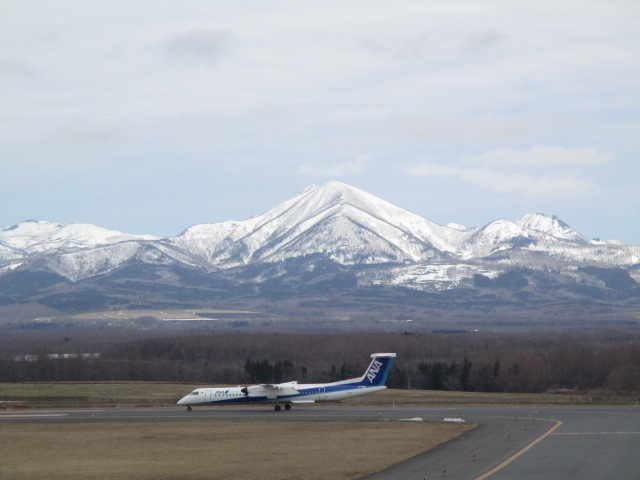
[[447, 223, 468, 231], [443, 417, 466, 423], [0, 262, 23, 274], [360, 264, 502, 292]]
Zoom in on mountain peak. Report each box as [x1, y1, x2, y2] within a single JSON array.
[[320, 180, 355, 191], [2, 183, 638, 301], [0, 220, 158, 255], [174, 181, 460, 266], [516, 213, 587, 243], [0, 220, 63, 249], [307, 181, 369, 206]]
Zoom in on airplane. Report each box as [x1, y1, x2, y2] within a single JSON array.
[[177, 353, 396, 412]]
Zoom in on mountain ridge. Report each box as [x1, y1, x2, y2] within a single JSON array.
[[1, 181, 638, 317]]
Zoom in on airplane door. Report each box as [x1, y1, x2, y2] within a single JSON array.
[[319, 387, 326, 401], [205, 390, 212, 403]]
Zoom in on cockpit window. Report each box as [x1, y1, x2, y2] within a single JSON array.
[[189, 391, 200, 395]]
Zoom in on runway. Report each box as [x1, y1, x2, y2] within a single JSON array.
[[2, 404, 639, 479]]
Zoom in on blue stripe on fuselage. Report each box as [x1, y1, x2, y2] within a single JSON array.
[[204, 383, 373, 405], [205, 395, 270, 405]]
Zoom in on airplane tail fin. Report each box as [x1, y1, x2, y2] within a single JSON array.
[[357, 353, 396, 387]]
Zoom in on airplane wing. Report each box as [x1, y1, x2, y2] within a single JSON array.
[[262, 383, 299, 398]]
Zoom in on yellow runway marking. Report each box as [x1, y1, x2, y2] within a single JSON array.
[[474, 420, 563, 480], [553, 431, 640, 435]]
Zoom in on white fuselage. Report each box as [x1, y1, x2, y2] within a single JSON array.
[[177, 353, 396, 410], [177, 381, 387, 407]]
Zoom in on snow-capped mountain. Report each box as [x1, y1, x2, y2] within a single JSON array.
[[0, 181, 638, 309], [170, 182, 639, 271], [516, 213, 588, 243], [0, 220, 157, 255], [0, 220, 188, 281], [171, 181, 469, 267]]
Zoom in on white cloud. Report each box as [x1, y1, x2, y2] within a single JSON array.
[[465, 145, 613, 168], [460, 30, 508, 55], [163, 29, 231, 65], [404, 145, 607, 198], [360, 28, 508, 61], [465, 169, 597, 197], [406, 162, 597, 198], [0, 58, 39, 80]]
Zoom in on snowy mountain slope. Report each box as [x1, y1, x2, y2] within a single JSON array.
[[516, 213, 588, 243], [358, 263, 503, 292], [37, 241, 148, 282], [37, 240, 204, 282], [0, 182, 638, 294], [459, 219, 533, 259], [0, 243, 21, 264], [530, 242, 640, 267], [0, 220, 157, 256], [171, 182, 639, 271], [172, 181, 469, 267], [0, 221, 188, 282]]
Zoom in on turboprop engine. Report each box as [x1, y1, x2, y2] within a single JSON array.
[[240, 385, 264, 397]]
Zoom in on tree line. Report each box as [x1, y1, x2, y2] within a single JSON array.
[[1, 330, 639, 394]]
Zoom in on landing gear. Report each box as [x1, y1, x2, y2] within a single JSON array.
[[274, 405, 281, 412], [274, 403, 292, 412], [285, 404, 291, 411], [187, 405, 192, 412]]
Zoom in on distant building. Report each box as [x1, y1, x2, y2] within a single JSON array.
[[13, 353, 101, 362]]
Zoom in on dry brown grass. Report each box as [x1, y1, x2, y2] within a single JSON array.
[[0, 420, 472, 480]]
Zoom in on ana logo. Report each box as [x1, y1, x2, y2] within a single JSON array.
[[366, 360, 383, 383]]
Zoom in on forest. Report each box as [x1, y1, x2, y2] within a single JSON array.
[[1, 330, 639, 394]]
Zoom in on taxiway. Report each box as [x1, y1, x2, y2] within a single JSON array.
[[2, 404, 638, 479]]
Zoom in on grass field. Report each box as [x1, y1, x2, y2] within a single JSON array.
[[0, 382, 190, 408], [0, 382, 635, 409], [0, 420, 473, 480]]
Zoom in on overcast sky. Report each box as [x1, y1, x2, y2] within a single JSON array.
[[1, 1, 638, 243]]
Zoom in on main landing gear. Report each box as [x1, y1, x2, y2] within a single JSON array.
[[274, 404, 292, 412]]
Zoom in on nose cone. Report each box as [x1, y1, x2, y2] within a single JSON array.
[[177, 396, 189, 405]]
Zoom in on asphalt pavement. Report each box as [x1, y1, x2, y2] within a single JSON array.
[[2, 404, 638, 479]]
